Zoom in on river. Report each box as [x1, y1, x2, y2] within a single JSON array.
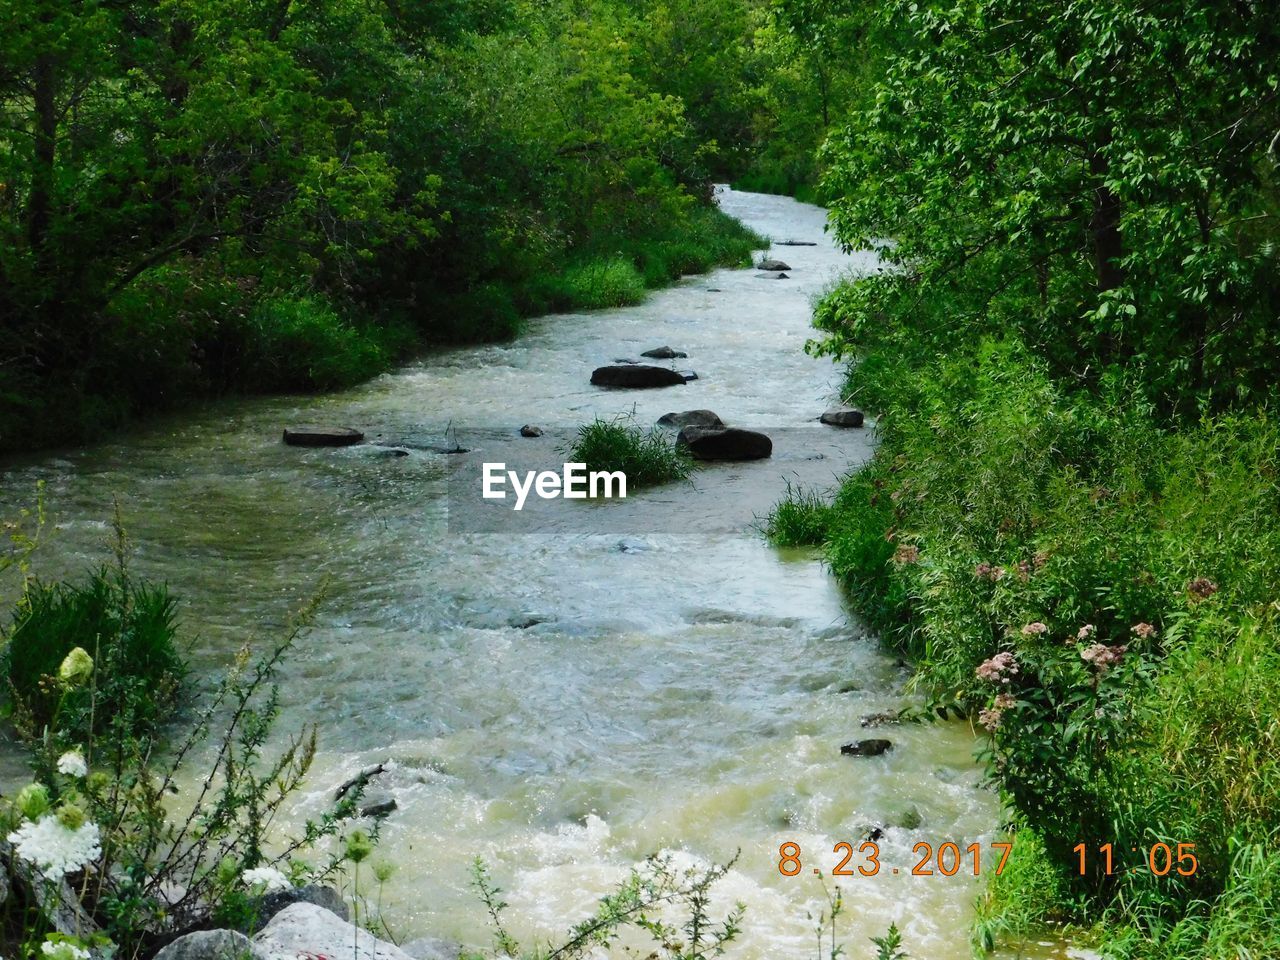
[[0, 190, 1038, 959]]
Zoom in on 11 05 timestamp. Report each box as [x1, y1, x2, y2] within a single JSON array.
[[1074, 842, 1199, 876], [778, 841, 1013, 878]]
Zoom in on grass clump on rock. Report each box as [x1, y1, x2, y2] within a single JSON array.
[[568, 418, 693, 488]]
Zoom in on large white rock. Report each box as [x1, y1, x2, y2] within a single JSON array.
[[254, 902, 413, 960]]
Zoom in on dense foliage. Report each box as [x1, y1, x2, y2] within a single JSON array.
[[0, 0, 809, 451], [779, 0, 1280, 956]]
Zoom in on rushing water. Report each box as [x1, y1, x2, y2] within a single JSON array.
[[0, 190, 1041, 959]]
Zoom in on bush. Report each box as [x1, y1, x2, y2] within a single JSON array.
[[762, 483, 832, 547], [567, 418, 693, 487], [788, 288, 1280, 952], [242, 296, 395, 392], [3, 567, 185, 740]]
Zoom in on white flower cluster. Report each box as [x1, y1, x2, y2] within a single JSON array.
[[57, 751, 88, 779], [242, 865, 292, 892], [8, 815, 102, 879]]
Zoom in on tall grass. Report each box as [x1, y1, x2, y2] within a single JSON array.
[[567, 418, 693, 487]]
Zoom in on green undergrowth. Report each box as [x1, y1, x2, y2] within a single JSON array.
[[768, 316, 1280, 958]]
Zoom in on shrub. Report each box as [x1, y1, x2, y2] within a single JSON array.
[[3, 567, 185, 740], [567, 419, 693, 488], [762, 483, 832, 547], [242, 296, 393, 391], [559, 257, 648, 310]]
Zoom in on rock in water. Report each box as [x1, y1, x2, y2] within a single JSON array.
[[820, 408, 865, 428], [519, 424, 544, 437], [777, 240, 818, 246], [841, 739, 893, 757], [677, 426, 772, 461], [283, 426, 364, 447], [755, 271, 789, 280], [256, 884, 350, 928], [757, 258, 792, 271], [641, 345, 688, 359], [154, 930, 271, 960], [591, 365, 687, 388], [255, 902, 412, 960], [657, 409, 724, 429]]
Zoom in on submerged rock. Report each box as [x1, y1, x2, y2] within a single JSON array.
[[821, 408, 865, 428], [677, 426, 772, 461], [519, 424, 544, 437], [840, 738, 893, 757], [859, 711, 902, 728], [657, 409, 724, 429], [641, 345, 687, 359], [757, 258, 792, 271], [755, 271, 789, 280], [591, 364, 687, 388], [777, 240, 818, 246], [359, 793, 398, 818], [282, 426, 364, 447]]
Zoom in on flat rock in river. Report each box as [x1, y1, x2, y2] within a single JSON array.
[[591, 365, 687, 388], [641, 345, 687, 359], [677, 426, 772, 460], [757, 258, 792, 271], [657, 409, 724, 429], [820, 408, 865, 428], [841, 738, 893, 757], [283, 426, 364, 447]]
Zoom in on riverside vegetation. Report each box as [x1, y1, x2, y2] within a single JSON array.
[[766, 1, 1280, 958]]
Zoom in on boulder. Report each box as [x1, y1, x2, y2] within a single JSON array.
[[757, 258, 792, 271], [841, 739, 893, 757], [359, 793, 398, 818], [755, 271, 789, 280], [777, 240, 818, 246], [283, 426, 364, 447], [254, 902, 411, 960], [154, 930, 270, 960], [519, 425, 544, 437], [677, 427, 772, 461], [820, 408, 865, 428], [256, 884, 350, 928], [678, 370, 699, 382], [656, 410, 724, 429], [591, 365, 687, 388], [641, 346, 687, 359]]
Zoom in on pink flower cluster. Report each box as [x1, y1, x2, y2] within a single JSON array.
[[974, 562, 1005, 581], [976, 651, 1019, 684], [1020, 621, 1048, 637], [1187, 577, 1219, 601], [1080, 642, 1127, 672], [1131, 622, 1157, 639], [979, 693, 1018, 731]]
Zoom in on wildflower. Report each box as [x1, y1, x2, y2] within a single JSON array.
[[345, 829, 374, 864], [1187, 577, 1219, 601], [15, 783, 51, 821], [991, 565, 1006, 581], [974, 562, 993, 579], [1020, 622, 1048, 637], [975, 651, 1019, 684], [994, 692, 1016, 710], [243, 865, 292, 893], [41, 941, 90, 960], [1032, 550, 1050, 570], [1016, 560, 1032, 581], [58, 648, 94, 687], [1131, 622, 1157, 639], [978, 707, 1004, 731], [57, 750, 88, 779], [8, 814, 101, 878], [892, 544, 920, 565], [1076, 624, 1096, 641], [1081, 643, 1127, 673]]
